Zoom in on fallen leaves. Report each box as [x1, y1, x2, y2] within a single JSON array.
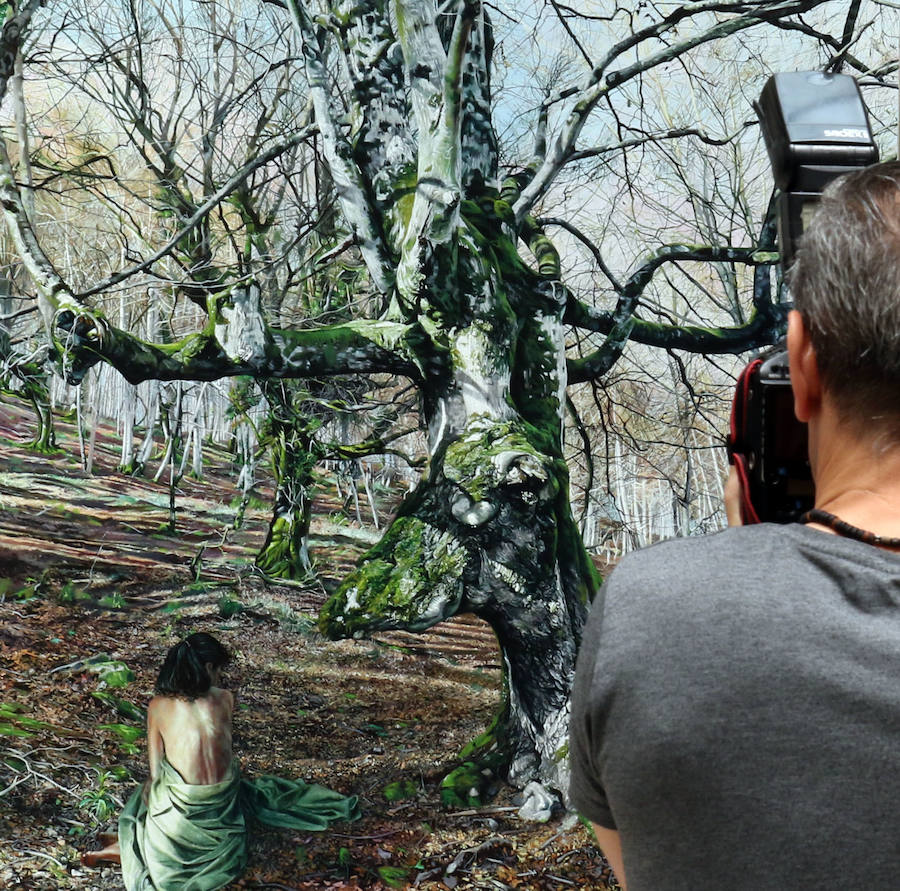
[[0, 396, 619, 890]]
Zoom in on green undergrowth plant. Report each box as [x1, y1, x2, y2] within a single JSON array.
[[383, 779, 418, 802], [335, 846, 352, 878], [88, 659, 135, 689], [99, 723, 144, 755], [83, 656, 145, 754], [0, 577, 41, 601], [0, 701, 49, 738], [377, 866, 412, 888], [182, 580, 226, 597], [229, 493, 269, 511], [218, 595, 243, 618], [91, 691, 145, 723], [439, 761, 485, 808], [78, 769, 117, 825], [57, 580, 92, 603]]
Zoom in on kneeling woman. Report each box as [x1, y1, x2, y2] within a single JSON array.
[[83, 632, 359, 890]]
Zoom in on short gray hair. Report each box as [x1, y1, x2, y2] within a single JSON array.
[[789, 160, 900, 430]]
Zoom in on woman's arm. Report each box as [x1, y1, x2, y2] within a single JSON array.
[[146, 698, 165, 781]]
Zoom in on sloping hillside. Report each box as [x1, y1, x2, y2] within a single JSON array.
[[0, 395, 616, 890]]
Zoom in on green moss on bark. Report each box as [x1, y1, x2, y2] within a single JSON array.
[[460, 196, 534, 282], [27, 399, 58, 454], [441, 706, 510, 807], [443, 417, 558, 503], [440, 761, 485, 808], [319, 515, 467, 637], [255, 514, 311, 580]]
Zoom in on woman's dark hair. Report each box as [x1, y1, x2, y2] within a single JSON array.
[[155, 632, 230, 699]]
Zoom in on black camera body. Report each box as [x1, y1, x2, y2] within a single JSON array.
[[728, 346, 813, 524], [731, 72, 878, 523]]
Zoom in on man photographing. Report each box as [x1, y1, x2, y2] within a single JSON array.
[[569, 161, 900, 889]]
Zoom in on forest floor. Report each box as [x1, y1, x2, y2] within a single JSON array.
[[0, 395, 618, 891]]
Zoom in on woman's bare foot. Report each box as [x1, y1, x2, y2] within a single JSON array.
[[81, 840, 121, 867]]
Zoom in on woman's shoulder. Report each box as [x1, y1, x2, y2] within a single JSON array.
[[146, 695, 178, 729], [209, 686, 234, 710], [150, 689, 233, 720], [148, 694, 176, 712]]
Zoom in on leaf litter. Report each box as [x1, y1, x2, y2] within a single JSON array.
[[0, 395, 618, 889]]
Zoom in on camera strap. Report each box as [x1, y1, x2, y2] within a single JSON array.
[[727, 358, 762, 525]]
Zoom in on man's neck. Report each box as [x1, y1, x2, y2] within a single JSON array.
[[810, 409, 900, 539]]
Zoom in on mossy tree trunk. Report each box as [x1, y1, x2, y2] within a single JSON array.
[[319, 192, 599, 794], [0, 334, 58, 453], [254, 384, 319, 579], [254, 440, 315, 578], [27, 386, 56, 453], [321, 427, 596, 794]]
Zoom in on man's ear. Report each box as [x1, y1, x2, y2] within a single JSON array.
[[787, 309, 822, 423]]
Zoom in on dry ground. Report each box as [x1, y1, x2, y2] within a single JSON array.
[[0, 395, 617, 890]]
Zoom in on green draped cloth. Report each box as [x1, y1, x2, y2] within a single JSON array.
[[119, 757, 359, 890]]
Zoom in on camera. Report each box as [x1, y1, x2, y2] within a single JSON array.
[[728, 346, 812, 524], [756, 71, 879, 268], [728, 72, 878, 523]]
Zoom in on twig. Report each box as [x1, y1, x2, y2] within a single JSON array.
[[49, 654, 111, 674], [330, 828, 403, 840], [189, 542, 205, 581], [386, 801, 416, 814], [250, 880, 312, 889], [445, 838, 514, 876], [448, 806, 518, 817], [2, 665, 28, 676], [15, 850, 66, 869], [0, 773, 29, 797], [87, 537, 108, 586], [0, 304, 36, 322], [28, 767, 79, 799], [76, 385, 87, 471], [541, 827, 570, 849]]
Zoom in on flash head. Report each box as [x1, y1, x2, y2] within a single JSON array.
[[755, 72, 878, 268]]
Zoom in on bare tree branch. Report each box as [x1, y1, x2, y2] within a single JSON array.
[[76, 126, 318, 299], [565, 243, 783, 380], [570, 121, 755, 162], [537, 216, 622, 291], [285, 0, 396, 294], [513, 0, 826, 222]]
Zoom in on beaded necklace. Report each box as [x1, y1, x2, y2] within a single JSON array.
[[800, 508, 900, 548]]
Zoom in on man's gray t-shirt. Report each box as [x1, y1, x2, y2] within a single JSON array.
[[569, 523, 900, 890]]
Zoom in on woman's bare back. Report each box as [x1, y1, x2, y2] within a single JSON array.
[[148, 687, 234, 785]]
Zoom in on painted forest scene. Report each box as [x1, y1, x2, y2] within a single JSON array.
[[0, 0, 896, 888]]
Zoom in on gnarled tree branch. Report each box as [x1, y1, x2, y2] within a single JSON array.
[[54, 308, 422, 385]]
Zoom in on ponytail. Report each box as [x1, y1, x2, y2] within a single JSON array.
[[155, 632, 230, 699]]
